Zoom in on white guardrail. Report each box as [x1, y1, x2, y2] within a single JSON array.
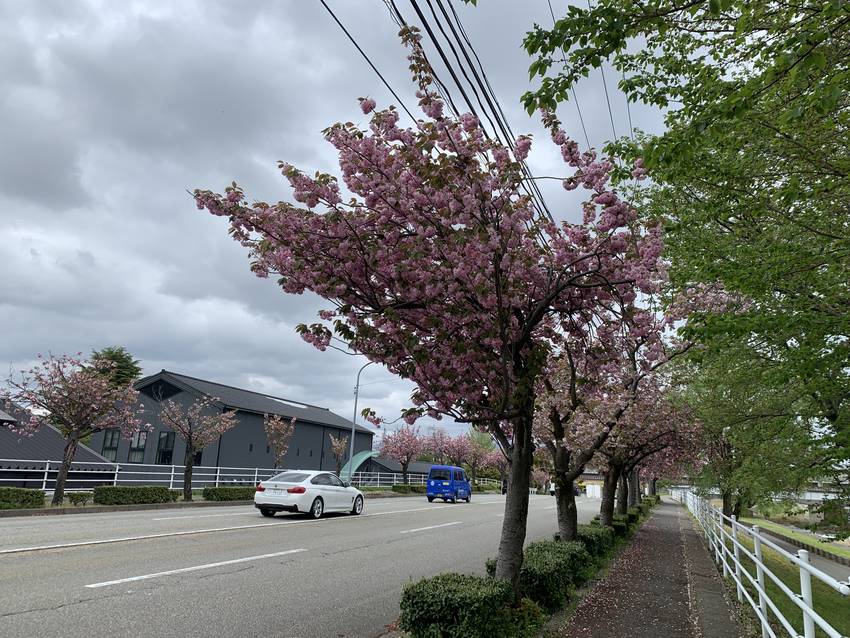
[[672, 489, 850, 638], [0, 459, 500, 491]]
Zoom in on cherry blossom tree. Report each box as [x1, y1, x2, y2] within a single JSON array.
[[195, 26, 663, 589], [444, 434, 472, 467], [159, 396, 238, 501], [484, 448, 510, 487], [3, 353, 147, 505], [595, 385, 699, 524], [380, 424, 425, 485], [328, 431, 349, 475], [427, 427, 450, 464], [264, 414, 297, 469], [466, 431, 493, 487]]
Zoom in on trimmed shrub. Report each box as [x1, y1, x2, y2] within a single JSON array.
[[202, 486, 256, 501], [93, 486, 173, 505], [486, 540, 592, 611], [399, 572, 543, 638], [576, 524, 614, 557], [0, 487, 44, 510], [626, 507, 640, 525], [169, 490, 180, 502], [611, 516, 630, 538], [67, 492, 91, 506]]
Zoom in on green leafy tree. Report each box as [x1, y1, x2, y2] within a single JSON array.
[[91, 346, 142, 387], [523, 0, 850, 477]]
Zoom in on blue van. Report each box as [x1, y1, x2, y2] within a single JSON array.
[[426, 465, 471, 503]]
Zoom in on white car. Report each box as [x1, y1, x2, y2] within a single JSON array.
[[254, 470, 364, 519]]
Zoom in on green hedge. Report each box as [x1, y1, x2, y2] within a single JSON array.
[[202, 486, 256, 501], [486, 540, 593, 611], [626, 507, 640, 525], [67, 492, 91, 506], [93, 486, 176, 505], [392, 484, 427, 494], [611, 516, 630, 538], [576, 524, 615, 557], [399, 573, 543, 638], [0, 487, 44, 510]]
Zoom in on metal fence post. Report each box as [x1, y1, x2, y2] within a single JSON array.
[[169, 465, 175, 489], [113, 463, 120, 486], [752, 526, 770, 638], [253, 468, 259, 484], [731, 515, 743, 602], [215, 466, 220, 487], [798, 550, 815, 638], [41, 460, 50, 491]]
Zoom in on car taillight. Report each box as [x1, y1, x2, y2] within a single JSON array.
[[255, 484, 265, 492], [287, 486, 306, 494]]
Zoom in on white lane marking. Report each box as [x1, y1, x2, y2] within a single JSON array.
[[400, 521, 462, 534], [85, 548, 306, 588], [0, 501, 503, 555], [152, 512, 256, 521], [544, 506, 557, 510]]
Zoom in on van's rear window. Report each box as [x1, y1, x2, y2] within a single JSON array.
[[429, 469, 451, 480], [269, 472, 310, 483]]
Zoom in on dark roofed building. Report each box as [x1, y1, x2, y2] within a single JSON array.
[[89, 370, 374, 472], [0, 402, 108, 468]]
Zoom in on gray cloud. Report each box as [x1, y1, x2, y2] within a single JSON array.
[[0, 0, 662, 440]]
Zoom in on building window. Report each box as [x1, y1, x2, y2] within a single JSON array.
[[102, 429, 120, 462], [266, 446, 270, 454], [155, 432, 175, 464], [127, 431, 147, 463], [249, 443, 254, 452], [186, 449, 203, 466]]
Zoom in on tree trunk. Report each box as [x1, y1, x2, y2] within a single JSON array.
[[402, 462, 409, 485], [721, 488, 732, 519], [52, 435, 81, 506], [555, 477, 578, 541], [494, 412, 534, 596], [627, 469, 639, 507], [183, 445, 195, 501], [649, 478, 657, 496], [616, 473, 628, 515], [600, 466, 620, 526]]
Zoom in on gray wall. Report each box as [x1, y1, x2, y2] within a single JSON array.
[[89, 388, 373, 472]]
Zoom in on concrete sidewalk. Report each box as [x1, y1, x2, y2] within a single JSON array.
[[554, 500, 741, 638]]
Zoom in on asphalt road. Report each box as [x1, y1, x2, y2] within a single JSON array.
[[0, 494, 601, 638]]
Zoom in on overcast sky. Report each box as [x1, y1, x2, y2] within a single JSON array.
[[0, 0, 662, 437]]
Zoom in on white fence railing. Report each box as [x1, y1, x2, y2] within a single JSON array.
[[672, 489, 850, 638], [0, 459, 500, 492]]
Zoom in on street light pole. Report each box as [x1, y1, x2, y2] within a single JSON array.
[[346, 361, 373, 482]]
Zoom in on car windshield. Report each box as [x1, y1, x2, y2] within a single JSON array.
[[268, 472, 310, 483], [429, 469, 451, 481]]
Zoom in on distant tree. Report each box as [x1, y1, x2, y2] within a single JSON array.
[[90, 346, 142, 387], [264, 414, 297, 469], [380, 425, 424, 485], [444, 434, 472, 467], [484, 449, 509, 486], [3, 353, 146, 505], [466, 431, 493, 487], [159, 396, 238, 501], [427, 427, 450, 464], [328, 431, 349, 476]]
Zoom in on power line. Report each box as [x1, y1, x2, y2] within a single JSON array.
[[546, 0, 591, 149], [585, 0, 618, 142], [318, 0, 417, 123], [622, 70, 635, 140]]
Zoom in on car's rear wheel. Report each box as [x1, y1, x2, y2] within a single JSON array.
[[427, 496, 434, 503], [465, 493, 471, 503], [259, 508, 275, 518], [351, 495, 364, 515], [450, 492, 457, 504], [308, 497, 324, 519]]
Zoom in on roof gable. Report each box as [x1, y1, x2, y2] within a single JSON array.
[[135, 370, 373, 436]]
